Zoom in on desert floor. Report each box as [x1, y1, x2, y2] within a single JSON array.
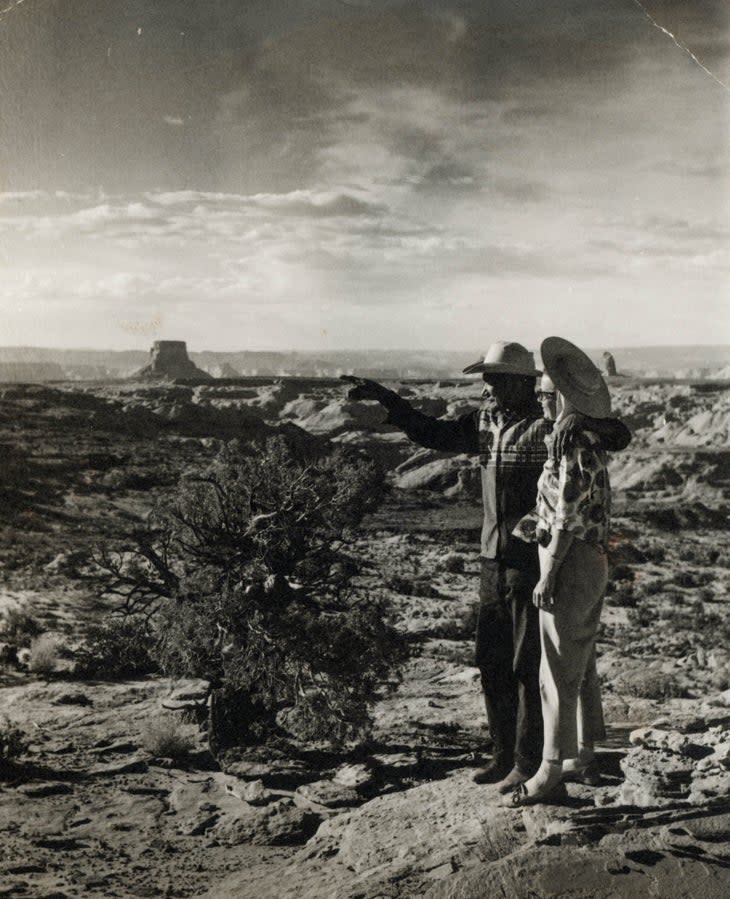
[[1, 376, 729, 898]]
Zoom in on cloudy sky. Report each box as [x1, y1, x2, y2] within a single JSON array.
[[0, 0, 728, 351]]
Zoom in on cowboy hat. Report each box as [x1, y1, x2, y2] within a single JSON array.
[[540, 336, 611, 418], [463, 340, 541, 377]]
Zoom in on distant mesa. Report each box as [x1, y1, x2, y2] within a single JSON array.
[[133, 341, 213, 381], [0, 361, 64, 383]]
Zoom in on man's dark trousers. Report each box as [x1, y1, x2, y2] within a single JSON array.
[[475, 555, 543, 773]]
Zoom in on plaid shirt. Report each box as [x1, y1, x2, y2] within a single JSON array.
[[386, 396, 550, 565]]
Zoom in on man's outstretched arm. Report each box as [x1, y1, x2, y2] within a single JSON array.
[[341, 376, 479, 454]]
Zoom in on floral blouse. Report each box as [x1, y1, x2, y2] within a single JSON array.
[[513, 430, 611, 548]]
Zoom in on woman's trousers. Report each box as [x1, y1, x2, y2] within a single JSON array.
[[538, 540, 608, 762]]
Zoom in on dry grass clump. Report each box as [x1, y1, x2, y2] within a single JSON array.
[[139, 714, 197, 760], [27, 634, 62, 677]]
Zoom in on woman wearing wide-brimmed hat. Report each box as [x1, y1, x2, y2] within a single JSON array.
[[507, 337, 620, 805]]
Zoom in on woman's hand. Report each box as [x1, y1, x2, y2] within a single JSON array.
[[533, 570, 557, 610]]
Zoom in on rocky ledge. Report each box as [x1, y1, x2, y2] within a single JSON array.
[[202, 696, 730, 898]]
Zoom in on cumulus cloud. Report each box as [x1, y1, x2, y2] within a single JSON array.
[[0, 2, 727, 348]]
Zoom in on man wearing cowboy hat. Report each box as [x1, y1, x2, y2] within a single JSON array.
[[342, 340, 630, 793]]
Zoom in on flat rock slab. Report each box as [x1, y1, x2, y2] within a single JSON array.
[[424, 811, 730, 899], [370, 752, 419, 772], [202, 769, 522, 898], [296, 779, 362, 808], [87, 753, 149, 776]]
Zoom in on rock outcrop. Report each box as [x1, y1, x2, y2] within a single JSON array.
[[602, 351, 618, 377], [620, 710, 730, 806], [205, 362, 241, 378], [133, 341, 213, 381]]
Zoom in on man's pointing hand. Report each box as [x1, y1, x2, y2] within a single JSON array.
[[339, 375, 394, 404]]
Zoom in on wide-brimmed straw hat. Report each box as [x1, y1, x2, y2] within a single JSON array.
[[463, 340, 541, 377], [540, 336, 611, 418]]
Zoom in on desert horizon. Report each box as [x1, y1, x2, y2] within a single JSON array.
[[1, 341, 730, 384]]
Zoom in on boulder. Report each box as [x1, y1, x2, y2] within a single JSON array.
[[221, 777, 275, 807], [212, 798, 321, 846], [332, 763, 375, 791], [295, 779, 362, 808], [395, 456, 473, 492]]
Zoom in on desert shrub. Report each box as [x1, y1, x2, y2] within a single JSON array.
[[139, 714, 196, 759], [428, 601, 479, 641], [431, 642, 475, 667], [100, 468, 172, 491], [92, 438, 407, 750], [438, 552, 466, 574], [640, 545, 666, 564], [0, 716, 28, 765], [27, 634, 61, 677], [710, 665, 730, 692], [74, 617, 159, 680], [609, 564, 634, 584], [678, 545, 706, 564], [637, 578, 667, 597], [626, 598, 653, 629], [383, 572, 415, 595], [673, 570, 713, 589], [605, 585, 636, 608], [0, 608, 43, 647], [617, 667, 687, 700]]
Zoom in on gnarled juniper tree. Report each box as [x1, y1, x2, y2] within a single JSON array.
[[92, 437, 406, 752]]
